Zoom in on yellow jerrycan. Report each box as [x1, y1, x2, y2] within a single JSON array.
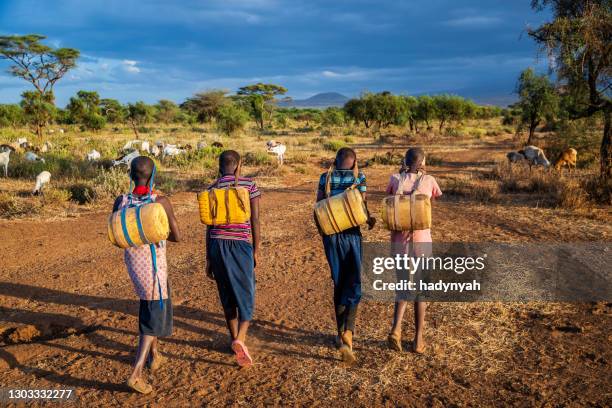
[[381, 172, 431, 231], [108, 201, 170, 249], [198, 164, 251, 225], [314, 162, 368, 235]]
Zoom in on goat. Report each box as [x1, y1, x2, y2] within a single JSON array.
[[40, 141, 53, 153], [266, 140, 286, 166], [150, 144, 161, 157], [24, 151, 45, 163], [211, 141, 224, 148], [554, 148, 577, 172], [0, 145, 15, 177], [16, 138, 27, 147], [112, 150, 139, 167], [33, 171, 51, 195], [59, 129, 65, 134], [87, 149, 101, 161], [162, 145, 185, 158], [519, 145, 550, 169], [122, 140, 140, 152], [507, 151, 526, 164], [140, 141, 151, 154]]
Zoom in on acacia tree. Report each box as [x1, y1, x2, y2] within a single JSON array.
[[126, 101, 153, 139], [515, 68, 559, 144], [100, 98, 125, 123], [529, 0, 611, 179], [415, 95, 437, 131], [155, 99, 180, 124], [67, 90, 106, 130], [21, 91, 56, 136], [0, 34, 79, 137], [181, 90, 228, 123], [237, 83, 288, 130]]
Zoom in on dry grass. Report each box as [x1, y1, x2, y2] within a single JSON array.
[[492, 162, 590, 209]]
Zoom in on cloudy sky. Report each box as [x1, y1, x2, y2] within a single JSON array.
[[0, 0, 551, 106]]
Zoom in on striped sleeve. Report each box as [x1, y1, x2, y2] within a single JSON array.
[[249, 181, 261, 199]]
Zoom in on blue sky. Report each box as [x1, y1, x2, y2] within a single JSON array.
[[0, 0, 550, 106]]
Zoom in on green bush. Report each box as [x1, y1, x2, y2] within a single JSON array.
[[243, 151, 272, 166], [217, 103, 249, 136], [323, 139, 347, 151]]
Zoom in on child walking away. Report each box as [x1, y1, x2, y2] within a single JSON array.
[[204, 150, 260, 368], [315, 147, 375, 365], [385, 147, 442, 354], [111, 156, 181, 394]]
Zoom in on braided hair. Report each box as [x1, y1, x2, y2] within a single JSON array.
[[400, 147, 426, 174]]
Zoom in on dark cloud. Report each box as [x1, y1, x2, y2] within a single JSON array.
[[0, 0, 551, 106]]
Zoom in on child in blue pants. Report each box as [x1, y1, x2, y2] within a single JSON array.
[[315, 147, 374, 364]]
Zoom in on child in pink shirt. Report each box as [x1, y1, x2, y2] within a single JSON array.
[[385, 147, 442, 354]]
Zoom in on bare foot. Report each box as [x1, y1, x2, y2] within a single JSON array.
[[387, 333, 402, 352], [339, 344, 357, 365], [412, 338, 426, 354], [127, 376, 153, 394], [147, 351, 166, 372]]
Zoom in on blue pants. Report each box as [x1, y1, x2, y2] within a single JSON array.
[[209, 239, 255, 321], [323, 229, 362, 333]]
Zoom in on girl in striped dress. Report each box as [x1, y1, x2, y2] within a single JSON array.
[[112, 156, 181, 394]]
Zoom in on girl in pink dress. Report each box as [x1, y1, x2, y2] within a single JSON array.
[[385, 148, 442, 354]]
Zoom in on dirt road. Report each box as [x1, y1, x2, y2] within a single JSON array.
[[0, 159, 610, 406]]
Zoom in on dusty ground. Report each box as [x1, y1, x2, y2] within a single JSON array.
[[0, 139, 610, 407]]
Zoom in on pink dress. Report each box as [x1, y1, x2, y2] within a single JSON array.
[[385, 173, 442, 245], [118, 194, 169, 301]]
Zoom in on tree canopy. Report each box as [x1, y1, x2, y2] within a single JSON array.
[[0, 34, 80, 96]]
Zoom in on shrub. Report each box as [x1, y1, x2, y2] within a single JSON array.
[[289, 152, 309, 164], [0, 192, 40, 218], [43, 188, 72, 205], [216, 103, 249, 136], [323, 139, 347, 151], [166, 147, 222, 170], [243, 151, 272, 166], [92, 168, 129, 199], [69, 183, 96, 204]]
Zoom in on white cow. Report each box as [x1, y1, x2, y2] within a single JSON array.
[[112, 150, 139, 167], [25, 151, 45, 163], [266, 140, 286, 166], [520, 146, 551, 168], [87, 149, 101, 161], [33, 171, 51, 195]]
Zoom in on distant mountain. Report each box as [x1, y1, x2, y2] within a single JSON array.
[[279, 92, 349, 108]]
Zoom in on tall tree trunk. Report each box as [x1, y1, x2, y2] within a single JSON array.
[[527, 120, 538, 145], [601, 109, 611, 180]]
